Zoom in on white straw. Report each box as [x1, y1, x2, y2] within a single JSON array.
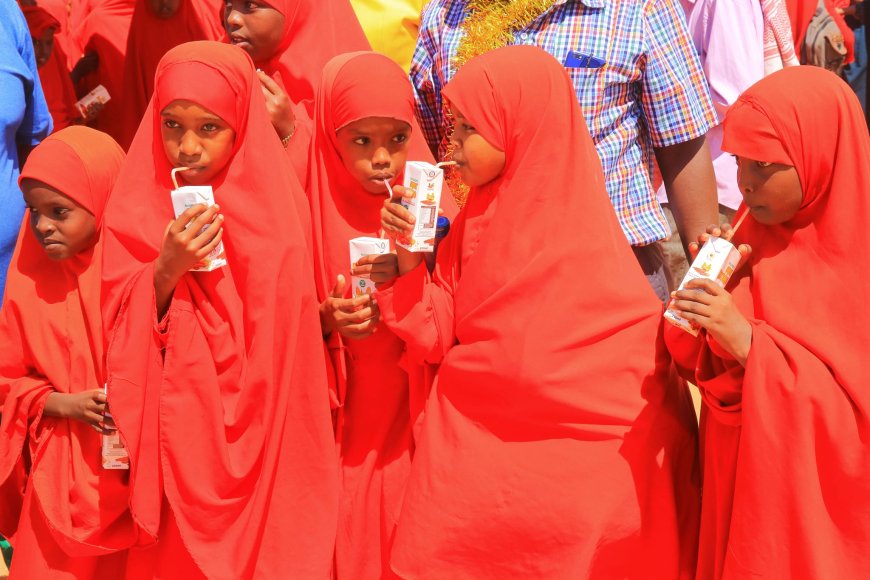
[[435, 161, 457, 169], [730, 208, 750, 237], [382, 178, 394, 199], [171, 167, 190, 190]]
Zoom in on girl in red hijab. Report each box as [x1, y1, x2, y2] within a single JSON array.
[[118, 0, 225, 149], [0, 126, 144, 577], [22, 5, 80, 132], [378, 45, 701, 579], [308, 51, 457, 579], [668, 66, 870, 579], [223, 0, 370, 185], [101, 41, 338, 579]]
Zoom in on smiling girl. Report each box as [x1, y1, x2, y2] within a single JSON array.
[[307, 51, 457, 579], [101, 41, 337, 578], [0, 127, 143, 577], [666, 66, 870, 579]]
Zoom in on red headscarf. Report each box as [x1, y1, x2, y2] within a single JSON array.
[[307, 51, 457, 577], [679, 65, 870, 579], [118, 0, 225, 149], [786, 0, 854, 63], [101, 41, 338, 578], [22, 6, 79, 132], [68, 0, 136, 144], [258, 0, 370, 115], [382, 46, 700, 578], [0, 127, 142, 560]]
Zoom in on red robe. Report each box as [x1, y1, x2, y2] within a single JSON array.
[[306, 51, 457, 579], [0, 127, 144, 577], [376, 45, 701, 579], [667, 66, 870, 579], [101, 41, 338, 579]]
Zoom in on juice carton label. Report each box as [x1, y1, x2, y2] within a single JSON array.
[[101, 385, 129, 470], [349, 237, 390, 298], [75, 85, 110, 119], [664, 237, 742, 336], [397, 162, 444, 252], [170, 186, 228, 272]]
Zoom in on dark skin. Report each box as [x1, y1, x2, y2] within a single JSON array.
[[655, 135, 720, 259], [21, 180, 110, 432]]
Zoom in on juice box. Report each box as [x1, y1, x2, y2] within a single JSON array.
[[75, 85, 110, 120], [101, 385, 129, 470], [349, 237, 390, 298], [170, 185, 228, 272], [664, 236, 742, 336], [397, 162, 444, 252]]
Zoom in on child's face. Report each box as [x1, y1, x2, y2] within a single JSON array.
[[22, 179, 97, 261], [32, 27, 55, 68], [335, 117, 411, 194], [160, 99, 236, 186], [224, 0, 285, 65], [449, 106, 505, 188], [147, 0, 181, 18], [735, 156, 803, 225]]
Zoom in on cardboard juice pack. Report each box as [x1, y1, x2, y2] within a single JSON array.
[[397, 161, 444, 252], [664, 236, 742, 336], [101, 385, 129, 470], [349, 237, 390, 298], [170, 168, 227, 272]]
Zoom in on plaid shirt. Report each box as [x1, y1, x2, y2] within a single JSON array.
[[411, 0, 718, 245]]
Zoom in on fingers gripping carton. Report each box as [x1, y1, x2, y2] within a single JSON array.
[[349, 237, 390, 297], [75, 85, 110, 120], [664, 236, 742, 336], [397, 162, 444, 252], [170, 168, 227, 272], [102, 385, 129, 470]]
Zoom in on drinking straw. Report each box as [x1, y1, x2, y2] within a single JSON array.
[[171, 167, 190, 189]]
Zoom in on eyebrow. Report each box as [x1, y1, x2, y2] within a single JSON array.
[[160, 112, 223, 123]]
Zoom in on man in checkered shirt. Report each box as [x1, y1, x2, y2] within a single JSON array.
[[412, 0, 720, 302]]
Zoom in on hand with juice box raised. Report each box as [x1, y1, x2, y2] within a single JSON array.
[[319, 274, 381, 340], [154, 203, 224, 317], [669, 222, 753, 365], [381, 185, 424, 275], [43, 389, 113, 434]]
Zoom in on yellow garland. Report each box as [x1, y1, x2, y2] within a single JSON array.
[[442, 0, 558, 207]]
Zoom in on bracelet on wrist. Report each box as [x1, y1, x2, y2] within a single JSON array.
[[281, 125, 296, 148]]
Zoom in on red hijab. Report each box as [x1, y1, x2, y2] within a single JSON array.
[[0, 127, 142, 555], [101, 41, 337, 578], [69, 0, 136, 144], [259, 0, 370, 115], [118, 0, 225, 149], [22, 6, 79, 132], [685, 65, 870, 578], [307, 52, 458, 576], [387, 46, 700, 578]]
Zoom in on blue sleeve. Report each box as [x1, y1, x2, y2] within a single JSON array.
[[10, 2, 52, 146], [410, 1, 446, 156]]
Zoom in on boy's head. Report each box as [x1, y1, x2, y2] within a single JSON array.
[[224, 0, 286, 65], [147, 0, 181, 19], [335, 117, 411, 194], [22, 180, 97, 260], [160, 99, 237, 185]]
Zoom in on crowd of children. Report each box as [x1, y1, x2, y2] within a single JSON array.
[[0, 0, 868, 579]]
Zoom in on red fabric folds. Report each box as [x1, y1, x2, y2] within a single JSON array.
[[22, 6, 79, 132], [118, 0, 225, 149], [668, 65, 870, 579], [69, 0, 136, 144], [307, 51, 456, 579], [376, 46, 700, 579], [0, 126, 142, 574], [101, 41, 338, 579]]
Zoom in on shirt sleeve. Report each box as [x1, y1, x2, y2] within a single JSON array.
[[641, 0, 717, 148], [12, 5, 52, 147], [410, 2, 446, 157]]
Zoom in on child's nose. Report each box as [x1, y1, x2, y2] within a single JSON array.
[[179, 132, 202, 157], [372, 147, 390, 167], [226, 8, 242, 27], [35, 215, 55, 235]]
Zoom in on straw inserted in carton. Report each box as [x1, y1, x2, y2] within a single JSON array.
[[171, 167, 190, 190], [730, 208, 749, 237], [435, 161, 457, 169]]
